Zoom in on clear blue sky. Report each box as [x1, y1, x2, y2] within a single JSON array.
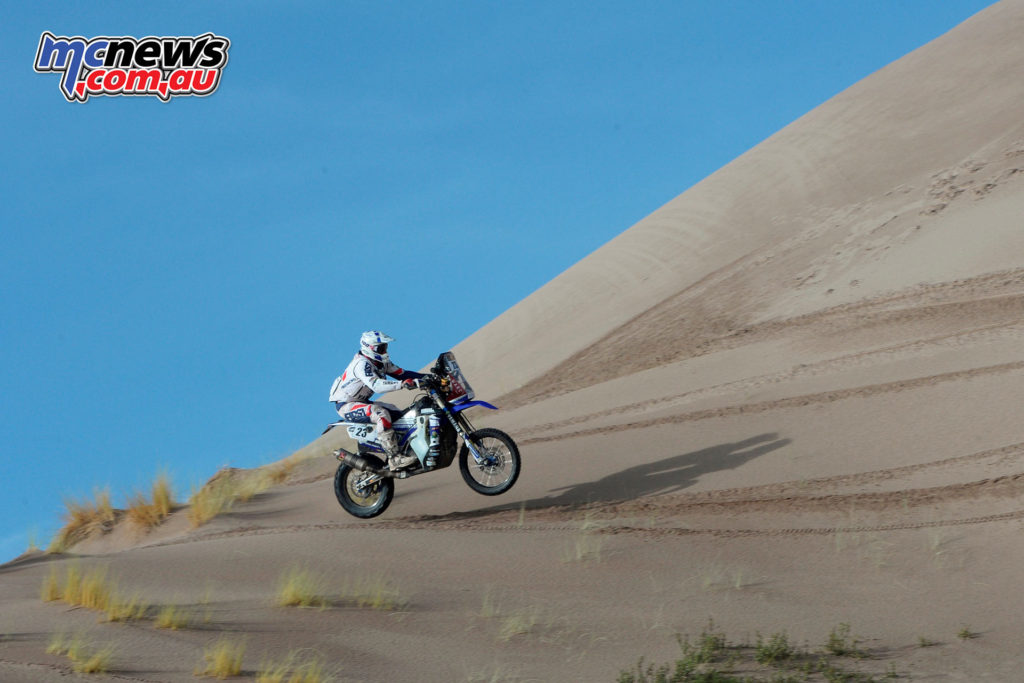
[[0, 1, 995, 562]]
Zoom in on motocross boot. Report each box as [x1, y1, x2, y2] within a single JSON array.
[[380, 430, 417, 470]]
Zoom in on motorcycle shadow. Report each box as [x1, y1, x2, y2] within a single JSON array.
[[463, 432, 790, 518]]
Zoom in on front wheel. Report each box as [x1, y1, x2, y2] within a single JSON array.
[[459, 428, 521, 496], [334, 455, 394, 518]]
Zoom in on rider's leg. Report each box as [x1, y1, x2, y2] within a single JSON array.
[[367, 404, 418, 470], [338, 402, 416, 470]]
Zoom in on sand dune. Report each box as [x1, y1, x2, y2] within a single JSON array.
[[4, 1, 1024, 681]]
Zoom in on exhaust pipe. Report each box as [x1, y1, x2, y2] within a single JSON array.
[[333, 448, 385, 474]]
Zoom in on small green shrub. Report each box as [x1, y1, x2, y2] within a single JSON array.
[[825, 623, 866, 658], [754, 631, 794, 665], [957, 625, 978, 640]]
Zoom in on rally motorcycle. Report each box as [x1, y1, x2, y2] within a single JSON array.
[[322, 352, 521, 518]]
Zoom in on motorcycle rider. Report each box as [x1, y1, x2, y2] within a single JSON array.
[[330, 331, 428, 470]]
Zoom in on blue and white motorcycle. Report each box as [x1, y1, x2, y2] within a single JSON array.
[[323, 352, 521, 518]]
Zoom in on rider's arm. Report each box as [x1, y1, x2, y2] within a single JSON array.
[[354, 359, 405, 394], [385, 362, 424, 381]]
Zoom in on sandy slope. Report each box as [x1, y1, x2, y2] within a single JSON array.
[[5, 1, 1024, 681]]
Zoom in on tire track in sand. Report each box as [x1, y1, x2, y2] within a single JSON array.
[[520, 360, 1024, 445], [517, 319, 1024, 440]]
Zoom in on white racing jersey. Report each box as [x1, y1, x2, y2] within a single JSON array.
[[329, 353, 417, 404]]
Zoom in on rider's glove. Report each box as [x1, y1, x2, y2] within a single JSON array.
[[402, 378, 418, 390]]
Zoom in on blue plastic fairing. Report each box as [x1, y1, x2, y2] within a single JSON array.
[[451, 400, 498, 413]]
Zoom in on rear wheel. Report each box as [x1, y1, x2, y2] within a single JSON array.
[[334, 454, 394, 518], [459, 428, 521, 496]]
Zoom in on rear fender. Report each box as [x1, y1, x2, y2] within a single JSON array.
[[322, 421, 345, 435]]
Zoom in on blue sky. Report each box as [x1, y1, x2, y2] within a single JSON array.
[[0, 1, 995, 561]]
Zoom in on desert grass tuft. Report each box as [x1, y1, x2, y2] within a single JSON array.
[[127, 472, 176, 530], [105, 593, 149, 622], [196, 637, 246, 679], [754, 631, 794, 665], [256, 650, 332, 683], [266, 454, 305, 486], [72, 644, 114, 674], [41, 566, 62, 602], [49, 488, 116, 551], [187, 457, 307, 527], [63, 563, 83, 604], [78, 566, 114, 611], [276, 566, 331, 608], [235, 472, 270, 503], [341, 574, 406, 611], [46, 631, 67, 655], [48, 632, 113, 674], [957, 624, 979, 640], [187, 476, 238, 528], [47, 534, 68, 555], [155, 603, 192, 629], [824, 623, 867, 658], [26, 529, 40, 553], [41, 563, 147, 621], [617, 620, 905, 683]]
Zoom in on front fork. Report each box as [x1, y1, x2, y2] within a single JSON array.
[[429, 390, 486, 464]]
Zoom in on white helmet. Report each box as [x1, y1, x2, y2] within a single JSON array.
[[359, 330, 393, 365]]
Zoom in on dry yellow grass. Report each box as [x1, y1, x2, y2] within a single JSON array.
[[126, 472, 176, 530], [41, 563, 148, 622], [186, 456, 307, 527], [46, 631, 67, 655], [341, 574, 405, 611], [196, 637, 246, 679], [72, 644, 114, 674], [78, 566, 114, 611], [237, 454, 306, 502], [63, 563, 83, 604], [276, 566, 331, 608], [256, 651, 332, 683], [266, 453, 305, 485], [274, 566, 405, 611], [187, 475, 238, 528], [48, 632, 113, 674], [105, 593, 149, 622], [235, 470, 273, 503], [155, 604, 191, 630], [49, 488, 116, 551], [40, 566, 62, 602], [54, 564, 113, 611]]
